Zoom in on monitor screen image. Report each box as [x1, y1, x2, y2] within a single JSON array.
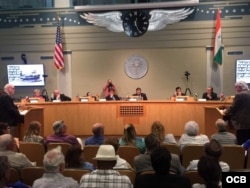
[[236, 59, 250, 84], [7, 64, 45, 86]]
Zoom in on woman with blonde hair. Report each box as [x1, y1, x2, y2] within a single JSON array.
[[23, 121, 44, 144], [151, 121, 176, 144], [119, 123, 145, 153]]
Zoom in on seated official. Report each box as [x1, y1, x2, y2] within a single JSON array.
[[51, 89, 71, 101], [86, 92, 97, 100], [202, 86, 219, 100], [33, 89, 44, 99], [173, 86, 185, 97], [133, 87, 148, 100], [105, 89, 120, 101]]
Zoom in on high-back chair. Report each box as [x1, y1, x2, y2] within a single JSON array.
[[116, 169, 136, 186], [83, 145, 99, 168], [184, 170, 205, 185], [47, 142, 72, 156], [181, 144, 205, 168], [220, 145, 245, 170], [117, 146, 141, 168], [20, 167, 45, 186], [19, 142, 45, 166], [62, 168, 91, 183], [161, 143, 181, 156], [8, 168, 21, 184]]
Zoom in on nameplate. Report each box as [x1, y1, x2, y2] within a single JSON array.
[[198, 99, 206, 101], [99, 99, 106, 102], [29, 99, 39, 103], [52, 100, 61, 102], [176, 98, 185, 101], [129, 98, 137, 101], [80, 98, 88, 102]]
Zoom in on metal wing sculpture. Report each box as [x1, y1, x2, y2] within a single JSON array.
[[80, 8, 194, 33], [80, 11, 124, 32]]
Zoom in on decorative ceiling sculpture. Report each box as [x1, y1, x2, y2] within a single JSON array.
[[80, 8, 194, 37]]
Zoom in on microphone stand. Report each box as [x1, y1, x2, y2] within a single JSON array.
[[184, 71, 192, 96]]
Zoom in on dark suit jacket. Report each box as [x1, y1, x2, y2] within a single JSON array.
[[133, 93, 148, 100], [51, 94, 71, 101], [106, 94, 120, 101], [202, 92, 218, 100], [0, 92, 23, 126]]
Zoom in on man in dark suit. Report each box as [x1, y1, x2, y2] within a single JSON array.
[[133, 87, 148, 100], [105, 89, 120, 101], [0, 84, 23, 136], [51, 89, 71, 101], [202, 86, 218, 100]]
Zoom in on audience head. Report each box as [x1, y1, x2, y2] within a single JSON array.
[[0, 134, 15, 151], [65, 145, 83, 168], [145, 133, 160, 152], [43, 146, 65, 173], [104, 137, 119, 153], [204, 139, 222, 159], [215, 118, 227, 132], [0, 156, 10, 184], [198, 155, 221, 188], [122, 123, 137, 144], [92, 123, 104, 136], [4, 84, 15, 96], [0, 122, 10, 135], [151, 121, 165, 143], [184, 121, 199, 136], [94, 145, 117, 169], [53, 120, 66, 135], [234, 81, 249, 93], [151, 146, 172, 175], [25, 121, 41, 136]]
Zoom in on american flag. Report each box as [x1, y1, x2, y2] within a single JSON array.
[[54, 20, 64, 70]]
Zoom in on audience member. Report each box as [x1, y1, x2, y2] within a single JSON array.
[[134, 134, 185, 175], [179, 121, 209, 151], [186, 139, 229, 172], [151, 121, 176, 144], [135, 146, 191, 188], [45, 120, 81, 147], [242, 138, 250, 151], [210, 119, 237, 145], [103, 79, 116, 97], [202, 86, 218, 100], [33, 89, 44, 99], [65, 145, 94, 171], [0, 122, 11, 135], [0, 155, 30, 188], [32, 146, 79, 188], [104, 137, 130, 169], [234, 80, 250, 94], [193, 155, 222, 188], [50, 89, 71, 101], [23, 121, 44, 144], [0, 84, 23, 136], [0, 134, 35, 169], [224, 81, 250, 144], [119, 123, 145, 153], [79, 145, 132, 188], [105, 88, 120, 100], [173, 86, 185, 97], [132, 87, 148, 100], [85, 123, 104, 145]]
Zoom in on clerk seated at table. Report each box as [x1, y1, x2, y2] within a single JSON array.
[[33, 89, 45, 99], [202, 86, 219, 100], [132, 87, 148, 100], [105, 89, 120, 101], [173, 86, 185, 97], [51, 89, 71, 101]]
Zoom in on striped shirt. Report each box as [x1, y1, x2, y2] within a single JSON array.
[[80, 169, 133, 188], [211, 131, 237, 145]]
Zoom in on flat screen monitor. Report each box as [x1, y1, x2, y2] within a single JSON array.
[[7, 64, 45, 86], [236, 60, 250, 84]]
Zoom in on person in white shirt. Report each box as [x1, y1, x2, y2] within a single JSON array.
[[179, 121, 209, 151]]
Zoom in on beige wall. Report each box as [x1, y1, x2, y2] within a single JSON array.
[[0, 7, 250, 100]]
